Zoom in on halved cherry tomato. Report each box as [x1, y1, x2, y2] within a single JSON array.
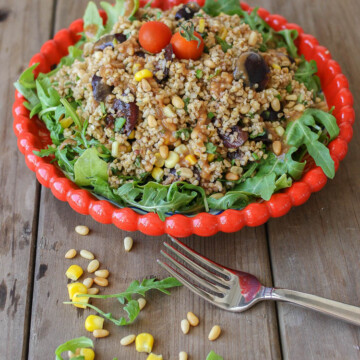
[[170, 31, 204, 60], [139, 21, 172, 54]]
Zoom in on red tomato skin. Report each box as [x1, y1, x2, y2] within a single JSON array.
[[139, 21, 172, 54], [170, 32, 204, 60]]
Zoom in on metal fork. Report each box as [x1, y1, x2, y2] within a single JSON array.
[[158, 236, 360, 326]]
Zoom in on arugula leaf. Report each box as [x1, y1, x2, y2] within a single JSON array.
[[83, 1, 105, 40], [215, 35, 232, 52], [36, 77, 61, 109], [60, 98, 82, 130], [203, 0, 243, 17], [74, 148, 109, 186], [55, 337, 93, 360], [295, 58, 321, 97], [207, 191, 250, 210], [285, 109, 339, 178], [277, 29, 299, 59], [91, 178, 124, 203], [206, 350, 224, 360]]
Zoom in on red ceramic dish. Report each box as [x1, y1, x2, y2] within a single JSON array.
[[13, 1, 355, 237]]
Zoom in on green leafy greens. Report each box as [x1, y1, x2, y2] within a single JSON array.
[[55, 337, 93, 360], [206, 350, 224, 360]]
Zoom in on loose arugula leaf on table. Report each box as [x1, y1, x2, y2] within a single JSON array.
[[55, 337, 93, 360], [206, 350, 224, 360]]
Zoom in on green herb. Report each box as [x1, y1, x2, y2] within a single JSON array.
[[83, 1, 105, 40], [156, 10, 162, 20], [196, 69, 203, 79], [179, 21, 202, 48], [55, 337, 93, 360], [252, 153, 259, 160], [114, 117, 126, 132], [100, 102, 107, 115], [215, 35, 233, 52], [207, 112, 215, 120], [206, 350, 224, 360], [286, 83, 293, 93], [207, 191, 250, 210], [294, 57, 321, 98], [60, 98, 82, 130], [66, 278, 182, 326], [205, 142, 217, 154], [276, 29, 299, 58], [176, 128, 192, 141], [184, 97, 190, 113], [208, 69, 221, 79], [285, 108, 339, 178], [135, 156, 141, 168]]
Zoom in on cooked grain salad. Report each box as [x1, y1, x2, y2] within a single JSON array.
[[15, 0, 339, 220]]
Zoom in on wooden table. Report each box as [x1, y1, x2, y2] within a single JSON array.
[[1, 0, 359, 359]]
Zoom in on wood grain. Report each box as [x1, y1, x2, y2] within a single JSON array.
[[0, 0, 54, 359]]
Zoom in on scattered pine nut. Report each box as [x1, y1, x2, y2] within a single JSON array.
[[272, 141, 282, 156], [179, 351, 188, 360], [65, 249, 77, 259], [120, 334, 136, 346], [124, 236, 134, 252], [187, 312, 199, 327], [94, 269, 109, 279], [93, 329, 109, 338], [181, 319, 190, 334], [75, 225, 90, 236], [87, 259, 100, 273], [138, 297, 147, 310], [87, 288, 99, 295], [83, 278, 94, 289], [80, 250, 95, 260], [208, 325, 221, 341], [94, 277, 109, 287]]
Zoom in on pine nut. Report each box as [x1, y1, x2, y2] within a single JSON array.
[[80, 250, 95, 260], [83, 278, 94, 288], [179, 351, 188, 360], [138, 297, 147, 310], [93, 329, 109, 338], [225, 172, 239, 181], [141, 78, 152, 92], [178, 168, 194, 179], [124, 236, 134, 252], [248, 31, 258, 46], [87, 259, 100, 273], [95, 269, 109, 279], [187, 312, 199, 327], [94, 277, 109, 287], [181, 319, 190, 334], [204, 59, 216, 69], [159, 145, 169, 160], [65, 249, 77, 259], [75, 225, 89, 236], [147, 115, 157, 128], [208, 325, 221, 341], [271, 98, 281, 112], [172, 95, 185, 109], [120, 334, 136, 346], [286, 101, 296, 108], [272, 141, 282, 156], [294, 103, 305, 112], [285, 94, 298, 101], [240, 104, 250, 114], [87, 288, 99, 295]]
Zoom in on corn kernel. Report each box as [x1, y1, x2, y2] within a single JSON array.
[[79, 348, 95, 360], [220, 28, 228, 40], [85, 315, 104, 332], [73, 292, 89, 309], [185, 154, 197, 165], [126, 144, 132, 153], [147, 354, 163, 360], [66, 265, 84, 281], [134, 69, 153, 82], [165, 151, 180, 169], [60, 117, 74, 129], [152, 167, 164, 182], [207, 153, 216, 162], [271, 63, 281, 70], [136, 333, 154, 353], [132, 63, 142, 74], [128, 130, 136, 139], [154, 153, 165, 167], [199, 18, 205, 33], [68, 282, 88, 300]]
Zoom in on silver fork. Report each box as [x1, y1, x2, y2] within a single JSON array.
[[158, 236, 360, 326]]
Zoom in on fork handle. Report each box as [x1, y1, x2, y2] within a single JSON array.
[[270, 288, 360, 326]]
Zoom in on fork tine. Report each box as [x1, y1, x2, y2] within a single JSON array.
[[163, 242, 230, 288], [168, 236, 233, 278], [157, 259, 228, 309], [160, 250, 227, 295]]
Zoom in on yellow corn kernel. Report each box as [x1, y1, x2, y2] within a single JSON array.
[[164, 151, 180, 169], [154, 153, 165, 168], [185, 154, 197, 165], [132, 63, 142, 74], [85, 315, 104, 332], [151, 167, 164, 182], [112, 141, 120, 157], [128, 130, 136, 139], [147, 354, 163, 360], [126, 144, 132, 153], [73, 292, 89, 309], [134, 69, 153, 82], [66, 265, 84, 281], [271, 63, 281, 70], [60, 117, 74, 129], [68, 282, 88, 300], [198, 18, 205, 33], [79, 348, 95, 360], [207, 153, 216, 162], [220, 28, 228, 40], [136, 333, 154, 353]]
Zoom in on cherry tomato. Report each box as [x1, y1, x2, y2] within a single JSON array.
[[170, 31, 204, 60], [139, 21, 172, 54]]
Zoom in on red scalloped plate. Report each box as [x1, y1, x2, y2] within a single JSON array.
[[13, 0, 355, 237]]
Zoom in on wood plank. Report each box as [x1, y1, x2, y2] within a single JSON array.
[[0, 0, 54, 359], [262, 0, 360, 358]]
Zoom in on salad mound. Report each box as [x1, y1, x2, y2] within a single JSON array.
[[15, 0, 339, 220]]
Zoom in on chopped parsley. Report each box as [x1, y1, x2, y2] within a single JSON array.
[[215, 35, 233, 53], [135, 156, 141, 168], [208, 69, 221, 79], [196, 69, 203, 79], [176, 128, 192, 141], [205, 142, 217, 154], [207, 112, 215, 120], [114, 117, 126, 132]]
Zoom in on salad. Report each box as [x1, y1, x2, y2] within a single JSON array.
[[15, 0, 339, 220]]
